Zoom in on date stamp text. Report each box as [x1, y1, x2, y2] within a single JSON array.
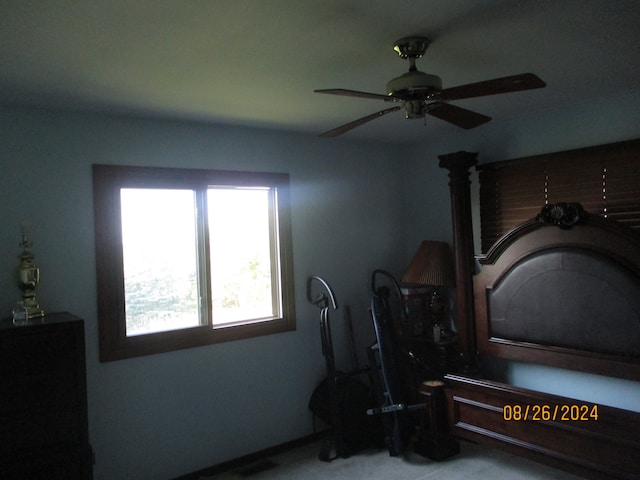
[[503, 404, 598, 421]]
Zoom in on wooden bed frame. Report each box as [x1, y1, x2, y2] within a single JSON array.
[[438, 152, 640, 480]]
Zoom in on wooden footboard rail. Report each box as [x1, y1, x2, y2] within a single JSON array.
[[444, 374, 640, 480]]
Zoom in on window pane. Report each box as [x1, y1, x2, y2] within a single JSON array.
[[208, 188, 278, 325], [120, 188, 201, 336]]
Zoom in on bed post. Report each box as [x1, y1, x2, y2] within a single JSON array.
[[438, 151, 478, 374]]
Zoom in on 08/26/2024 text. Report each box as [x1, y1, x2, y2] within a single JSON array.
[[503, 404, 598, 421]]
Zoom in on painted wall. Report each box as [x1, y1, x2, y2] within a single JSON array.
[[2, 90, 639, 479], [403, 91, 640, 412], [0, 106, 411, 480]]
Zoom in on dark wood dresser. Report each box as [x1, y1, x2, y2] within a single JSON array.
[[0, 312, 93, 479]]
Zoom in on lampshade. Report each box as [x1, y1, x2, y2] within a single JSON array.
[[401, 241, 454, 287]]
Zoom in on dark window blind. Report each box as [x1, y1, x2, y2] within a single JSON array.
[[478, 139, 640, 252]]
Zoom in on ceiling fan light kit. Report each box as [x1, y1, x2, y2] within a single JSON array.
[[315, 36, 546, 136]]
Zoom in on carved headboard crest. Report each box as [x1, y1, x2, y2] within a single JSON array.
[[538, 202, 586, 228]]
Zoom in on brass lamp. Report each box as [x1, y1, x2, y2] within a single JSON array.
[[16, 222, 45, 319], [401, 241, 454, 341]]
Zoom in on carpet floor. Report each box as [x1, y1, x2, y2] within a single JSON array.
[[200, 439, 583, 480]]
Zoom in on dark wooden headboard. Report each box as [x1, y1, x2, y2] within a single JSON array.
[[474, 203, 640, 381], [439, 154, 640, 479]]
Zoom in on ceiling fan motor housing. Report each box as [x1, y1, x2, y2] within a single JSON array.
[[386, 70, 442, 98]]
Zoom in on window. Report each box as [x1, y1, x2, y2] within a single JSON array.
[[478, 139, 640, 252], [93, 164, 295, 361]]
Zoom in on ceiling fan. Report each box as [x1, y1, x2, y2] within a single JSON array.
[[315, 36, 546, 137]]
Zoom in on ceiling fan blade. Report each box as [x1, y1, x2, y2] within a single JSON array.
[[427, 102, 491, 129], [314, 88, 397, 102], [320, 106, 401, 137], [440, 73, 546, 101]]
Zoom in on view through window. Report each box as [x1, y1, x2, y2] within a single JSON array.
[[121, 188, 201, 336], [207, 187, 279, 326]]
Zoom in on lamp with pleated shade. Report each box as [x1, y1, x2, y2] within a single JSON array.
[[401, 241, 454, 288], [401, 241, 454, 341]]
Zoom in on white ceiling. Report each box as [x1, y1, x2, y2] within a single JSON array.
[[1, 0, 639, 144]]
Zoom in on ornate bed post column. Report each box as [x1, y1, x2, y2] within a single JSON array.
[[438, 151, 478, 374]]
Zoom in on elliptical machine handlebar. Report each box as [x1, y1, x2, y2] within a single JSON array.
[[307, 275, 338, 310]]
